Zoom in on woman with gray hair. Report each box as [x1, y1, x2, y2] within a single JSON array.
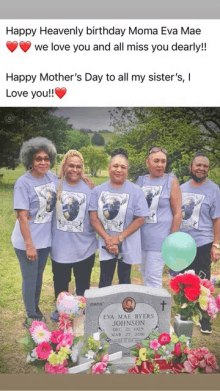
[[11, 137, 57, 328]]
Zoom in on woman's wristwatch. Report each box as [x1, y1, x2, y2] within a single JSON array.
[[118, 235, 124, 243], [212, 243, 220, 249]]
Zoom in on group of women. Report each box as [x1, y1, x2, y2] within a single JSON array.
[[12, 137, 220, 334]]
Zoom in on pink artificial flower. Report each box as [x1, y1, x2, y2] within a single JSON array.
[[36, 342, 52, 360], [187, 354, 199, 369], [50, 330, 64, 344], [205, 353, 219, 370], [91, 361, 107, 374], [200, 279, 215, 294], [215, 295, 220, 311], [207, 296, 218, 318], [199, 347, 210, 356], [184, 360, 195, 374], [102, 354, 109, 363], [150, 339, 161, 351], [76, 296, 87, 304], [58, 314, 72, 332], [29, 320, 47, 334], [158, 333, 171, 345], [203, 365, 215, 374], [56, 332, 74, 351], [45, 362, 68, 374]]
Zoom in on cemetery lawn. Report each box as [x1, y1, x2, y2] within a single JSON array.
[[0, 168, 220, 373]]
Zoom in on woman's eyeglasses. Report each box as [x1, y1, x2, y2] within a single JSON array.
[[34, 156, 50, 162], [148, 147, 167, 155]]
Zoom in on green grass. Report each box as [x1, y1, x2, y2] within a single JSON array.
[[1, 167, 220, 373]]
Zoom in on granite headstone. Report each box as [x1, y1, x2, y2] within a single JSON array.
[[84, 284, 171, 359]]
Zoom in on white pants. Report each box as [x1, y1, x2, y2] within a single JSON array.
[[141, 250, 164, 289]]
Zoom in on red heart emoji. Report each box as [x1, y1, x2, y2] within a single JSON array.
[[6, 41, 18, 52], [55, 88, 67, 99], [19, 41, 31, 52]]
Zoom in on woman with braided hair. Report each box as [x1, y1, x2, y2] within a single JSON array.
[[50, 150, 97, 321]]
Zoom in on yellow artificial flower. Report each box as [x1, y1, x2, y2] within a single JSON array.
[[139, 348, 147, 361], [48, 352, 59, 366]]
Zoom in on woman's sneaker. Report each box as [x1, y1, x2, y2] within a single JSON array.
[[36, 306, 46, 322], [199, 318, 212, 334], [50, 309, 59, 322], [23, 316, 42, 329]]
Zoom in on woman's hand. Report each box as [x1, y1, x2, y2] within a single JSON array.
[[82, 175, 95, 189], [105, 235, 119, 247], [211, 246, 220, 263], [25, 243, 38, 261], [107, 244, 119, 255]]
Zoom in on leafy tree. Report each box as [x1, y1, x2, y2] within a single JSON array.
[[91, 131, 105, 146], [80, 146, 109, 177], [42, 114, 72, 154], [66, 129, 91, 151], [106, 115, 206, 183], [0, 108, 55, 169]]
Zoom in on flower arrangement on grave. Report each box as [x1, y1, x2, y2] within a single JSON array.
[[19, 318, 84, 373], [128, 332, 191, 374], [170, 271, 220, 322], [81, 333, 111, 374], [183, 347, 219, 374]]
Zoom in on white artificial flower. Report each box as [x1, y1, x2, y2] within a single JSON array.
[[93, 332, 100, 341], [184, 269, 195, 275], [85, 350, 95, 359]]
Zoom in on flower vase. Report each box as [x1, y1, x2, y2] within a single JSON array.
[[174, 314, 193, 339]]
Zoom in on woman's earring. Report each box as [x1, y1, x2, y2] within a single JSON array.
[[28, 165, 33, 171]]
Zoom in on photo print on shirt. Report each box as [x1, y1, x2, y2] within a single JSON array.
[[141, 185, 162, 224], [57, 190, 87, 232], [181, 192, 205, 230], [34, 182, 56, 223], [98, 191, 129, 232]]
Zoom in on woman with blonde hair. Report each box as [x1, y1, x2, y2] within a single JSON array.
[[50, 150, 97, 321]]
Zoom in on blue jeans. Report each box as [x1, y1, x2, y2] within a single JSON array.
[[14, 247, 50, 317]]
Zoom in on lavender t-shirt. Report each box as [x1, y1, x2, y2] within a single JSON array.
[[180, 179, 220, 247], [136, 173, 174, 252], [51, 179, 98, 264], [11, 171, 57, 250], [88, 180, 149, 265]]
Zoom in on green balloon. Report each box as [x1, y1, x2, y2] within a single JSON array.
[[161, 232, 196, 272]]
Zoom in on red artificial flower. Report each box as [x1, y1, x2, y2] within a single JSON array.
[[181, 273, 201, 288], [136, 344, 141, 349], [158, 333, 171, 345], [184, 347, 191, 355], [184, 286, 201, 301], [36, 342, 52, 360], [170, 275, 183, 293], [128, 366, 141, 374], [170, 362, 184, 373], [172, 343, 182, 357], [140, 360, 154, 374], [50, 330, 63, 344], [154, 354, 161, 359]]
